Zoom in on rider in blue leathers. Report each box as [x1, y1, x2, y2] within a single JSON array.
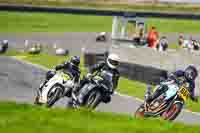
[[147, 65, 199, 103]]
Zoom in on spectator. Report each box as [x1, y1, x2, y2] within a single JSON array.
[[178, 34, 184, 47], [188, 36, 194, 50], [182, 39, 190, 48], [193, 40, 200, 51], [157, 36, 168, 52], [147, 26, 159, 49], [179, 35, 192, 49]]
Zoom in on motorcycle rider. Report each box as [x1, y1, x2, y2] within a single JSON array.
[[146, 65, 199, 104], [39, 56, 81, 94], [77, 53, 120, 104]]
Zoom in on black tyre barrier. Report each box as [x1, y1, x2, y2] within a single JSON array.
[[28, 47, 41, 55], [0, 43, 8, 54], [55, 48, 69, 56]]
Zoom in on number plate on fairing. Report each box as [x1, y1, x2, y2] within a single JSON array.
[[178, 85, 190, 102]]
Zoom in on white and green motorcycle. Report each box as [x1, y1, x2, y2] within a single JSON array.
[[34, 70, 74, 107]]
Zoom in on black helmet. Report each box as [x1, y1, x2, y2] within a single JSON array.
[[184, 65, 198, 81], [46, 70, 56, 80], [70, 56, 80, 66]]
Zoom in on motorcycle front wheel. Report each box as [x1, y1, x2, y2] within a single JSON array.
[[46, 85, 62, 107], [161, 102, 183, 121], [85, 89, 102, 109], [135, 104, 145, 118]]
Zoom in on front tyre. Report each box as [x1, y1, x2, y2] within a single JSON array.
[[85, 90, 102, 109], [46, 85, 62, 107], [135, 104, 145, 118], [162, 102, 183, 121]]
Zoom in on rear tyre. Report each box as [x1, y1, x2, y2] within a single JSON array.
[[85, 90, 102, 109], [135, 104, 145, 118], [162, 102, 183, 121], [46, 85, 62, 107]]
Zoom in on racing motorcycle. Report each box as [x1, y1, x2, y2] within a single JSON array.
[[72, 70, 114, 109], [135, 79, 191, 121], [34, 70, 74, 107]]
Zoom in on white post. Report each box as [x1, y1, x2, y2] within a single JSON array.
[[121, 17, 127, 39], [111, 16, 119, 39]]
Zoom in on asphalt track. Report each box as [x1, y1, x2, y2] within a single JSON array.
[[1, 56, 200, 125]]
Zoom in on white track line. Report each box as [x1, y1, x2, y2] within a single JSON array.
[[11, 56, 49, 71], [11, 56, 200, 116]]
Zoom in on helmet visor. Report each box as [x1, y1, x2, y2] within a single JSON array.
[[186, 69, 196, 80], [108, 59, 119, 67]]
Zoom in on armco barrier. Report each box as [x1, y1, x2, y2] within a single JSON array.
[[83, 52, 168, 85], [1, 4, 200, 20]]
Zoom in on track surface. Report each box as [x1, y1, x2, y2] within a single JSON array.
[[1, 56, 200, 125]]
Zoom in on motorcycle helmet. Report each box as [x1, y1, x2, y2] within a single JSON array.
[[46, 70, 56, 80], [107, 53, 120, 69], [2, 40, 8, 45], [70, 56, 80, 66], [184, 65, 198, 81]]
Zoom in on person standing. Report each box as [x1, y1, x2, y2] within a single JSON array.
[[147, 26, 159, 49], [178, 34, 184, 48]]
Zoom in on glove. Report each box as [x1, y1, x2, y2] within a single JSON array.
[[86, 73, 92, 79]]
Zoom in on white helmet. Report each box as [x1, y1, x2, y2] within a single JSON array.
[[107, 53, 120, 69], [2, 40, 8, 44]]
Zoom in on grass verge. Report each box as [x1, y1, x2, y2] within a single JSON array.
[[1, 49, 200, 112], [0, 101, 200, 133], [1, 11, 200, 33]]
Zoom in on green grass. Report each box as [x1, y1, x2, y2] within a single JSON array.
[[1, 11, 112, 32], [2, 0, 200, 13], [1, 11, 200, 33], [2, 50, 200, 112], [0, 101, 200, 133]]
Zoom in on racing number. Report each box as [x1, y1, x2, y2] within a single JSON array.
[[180, 86, 189, 98]]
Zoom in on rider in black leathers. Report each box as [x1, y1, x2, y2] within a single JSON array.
[[147, 65, 199, 103], [40, 56, 81, 93], [77, 53, 120, 104]]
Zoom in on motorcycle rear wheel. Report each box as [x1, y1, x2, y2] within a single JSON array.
[[162, 102, 183, 121]]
